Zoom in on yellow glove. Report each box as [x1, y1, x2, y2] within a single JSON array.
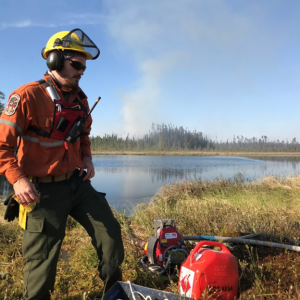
[[16, 195, 36, 230], [13, 194, 36, 212], [4, 177, 38, 229]]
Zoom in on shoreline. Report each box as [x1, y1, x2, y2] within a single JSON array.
[[91, 150, 300, 157]]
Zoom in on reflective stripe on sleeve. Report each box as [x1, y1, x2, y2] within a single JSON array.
[[22, 135, 65, 147], [0, 119, 23, 133]]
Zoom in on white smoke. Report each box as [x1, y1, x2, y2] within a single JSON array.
[[119, 53, 184, 137]]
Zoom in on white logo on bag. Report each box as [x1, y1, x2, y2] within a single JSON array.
[[165, 232, 177, 239]]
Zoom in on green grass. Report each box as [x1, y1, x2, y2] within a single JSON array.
[[2, 174, 300, 299]]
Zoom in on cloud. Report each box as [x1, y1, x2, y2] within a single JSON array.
[[0, 20, 34, 29], [0, 13, 103, 30], [0, 20, 60, 30]]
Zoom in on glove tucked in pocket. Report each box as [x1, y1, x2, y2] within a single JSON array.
[[3, 194, 36, 227], [3, 194, 19, 222]]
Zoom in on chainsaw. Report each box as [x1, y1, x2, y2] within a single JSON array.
[[141, 219, 189, 274]]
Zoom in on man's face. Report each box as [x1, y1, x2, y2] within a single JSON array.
[[58, 55, 86, 89]]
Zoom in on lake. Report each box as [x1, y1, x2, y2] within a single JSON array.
[[91, 154, 300, 213], [1, 154, 300, 214]]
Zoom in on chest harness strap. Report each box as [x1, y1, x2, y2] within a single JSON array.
[[28, 79, 86, 149]]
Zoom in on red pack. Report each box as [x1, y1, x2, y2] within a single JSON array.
[[146, 220, 185, 268], [179, 241, 238, 300]]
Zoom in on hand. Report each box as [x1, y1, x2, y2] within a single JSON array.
[[13, 177, 40, 206], [79, 156, 95, 181]]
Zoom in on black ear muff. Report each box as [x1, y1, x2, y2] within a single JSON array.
[[41, 47, 46, 59], [46, 50, 64, 71]]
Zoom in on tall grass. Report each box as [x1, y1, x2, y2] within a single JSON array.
[[130, 174, 300, 299], [131, 174, 300, 240], [1, 175, 300, 299]]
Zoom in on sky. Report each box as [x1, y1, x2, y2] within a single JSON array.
[[1, 0, 300, 143]]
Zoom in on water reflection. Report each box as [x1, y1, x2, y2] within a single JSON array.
[[244, 155, 300, 171], [99, 167, 194, 183], [244, 155, 300, 162], [91, 155, 300, 213], [1, 155, 300, 214]]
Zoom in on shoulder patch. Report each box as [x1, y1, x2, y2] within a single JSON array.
[[5, 94, 21, 116]]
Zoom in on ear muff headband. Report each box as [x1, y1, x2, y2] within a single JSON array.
[[46, 50, 64, 71]]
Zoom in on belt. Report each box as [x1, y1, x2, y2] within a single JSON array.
[[33, 171, 74, 183]]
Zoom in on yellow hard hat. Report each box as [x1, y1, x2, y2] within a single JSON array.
[[42, 28, 100, 60]]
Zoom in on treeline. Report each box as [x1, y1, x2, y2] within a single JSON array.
[[213, 135, 300, 152], [90, 124, 300, 152], [90, 123, 213, 152]]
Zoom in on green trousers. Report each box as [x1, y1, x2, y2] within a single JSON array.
[[22, 170, 124, 300]]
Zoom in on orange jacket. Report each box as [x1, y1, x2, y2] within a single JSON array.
[[0, 74, 92, 184]]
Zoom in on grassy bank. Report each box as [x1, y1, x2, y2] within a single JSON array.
[[1, 175, 300, 299]]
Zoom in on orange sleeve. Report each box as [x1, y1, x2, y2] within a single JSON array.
[[0, 86, 32, 184]]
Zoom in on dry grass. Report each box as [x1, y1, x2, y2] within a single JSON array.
[[2, 175, 300, 299], [129, 175, 300, 299], [131, 175, 300, 239]]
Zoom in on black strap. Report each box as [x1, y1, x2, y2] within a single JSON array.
[[73, 97, 80, 104], [62, 91, 70, 103], [14, 137, 22, 156], [77, 91, 86, 100], [27, 126, 51, 138], [26, 79, 53, 138]]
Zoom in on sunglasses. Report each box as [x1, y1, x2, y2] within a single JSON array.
[[66, 59, 87, 72]]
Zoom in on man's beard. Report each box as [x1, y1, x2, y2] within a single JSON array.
[[64, 77, 80, 90], [49, 71, 79, 91]]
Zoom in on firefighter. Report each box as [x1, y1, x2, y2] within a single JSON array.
[[0, 29, 124, 299]]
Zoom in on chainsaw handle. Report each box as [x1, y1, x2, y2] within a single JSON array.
[[190, 241, 231, 262]]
